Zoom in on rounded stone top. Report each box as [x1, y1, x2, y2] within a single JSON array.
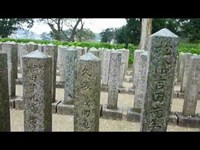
[[3, 41, 16, 44], [151, 28, 178, 38], [191, 54, 200, 60], [23, 50, 49, 58], [134, 49, 145, 52], [89, 47, 97, 51], [28, 42, 37, 45], [67, 47, 77, 51], [111, 51, 122, 54], [47, 43, 55, 46], [80, 52, 100, 61]]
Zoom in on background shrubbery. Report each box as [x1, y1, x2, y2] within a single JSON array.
[[1, 38, 200, 65]]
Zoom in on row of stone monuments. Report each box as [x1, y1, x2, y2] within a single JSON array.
[[0, 28, 199, 131]]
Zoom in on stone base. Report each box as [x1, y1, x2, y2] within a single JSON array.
[[102, 105, 123, 120], [10, 96, 20, 109], [128, 87, 135, 94], [176, 112, 200, 128], [177, 92, 184, 99], [9, 99, 15, 109], [16, 78, 22, 85], [125, 71, 133, 76], [127, 107, 141, 122], [172, 92, 178, 98], [129, 78, 133, 82], [15, 97, 24, 110], [168, 112, 178, 125], [52, 100, 61, 114], [118, 87, 127, 93], [101, 85, 108, 92], [57, 102, 74, 115]]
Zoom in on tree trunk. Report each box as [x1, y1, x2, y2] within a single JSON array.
[[69, 18, 82, 42], [139, 19, 152, 50]]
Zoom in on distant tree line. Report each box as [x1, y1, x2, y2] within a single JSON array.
[[100, 18, 200, 47], [1, 18, 200, 45], [0, 18, 95, 42]]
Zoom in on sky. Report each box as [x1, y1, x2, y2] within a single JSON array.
[[29, 18, 127, 34]]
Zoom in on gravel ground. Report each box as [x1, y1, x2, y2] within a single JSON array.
[[13, 72, 200, 132], [10, 110, 200, 132]]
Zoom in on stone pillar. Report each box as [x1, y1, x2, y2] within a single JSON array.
[[182, 55, 200, 117], [57, 46, 68, 82], [88, 47, 100, 57], [18, 43, 38, 74], [134, 51, 148, 109], [63, 48, 78, 105], [140, 28, 179, 132], [107, 51, 121, 109], [1, 42, 18, 97], [23, 50, 52, 131], [176, 52, 184, 82], [180, 53, 192, 92], [123, 49, 130, 73], [43, 44, 58, 103], [74, 52, 101, 131], [133, 49, 145, 88], [118, 49, 126, 88], [101, 49, 111, 85], [0, 53, 10, 131]]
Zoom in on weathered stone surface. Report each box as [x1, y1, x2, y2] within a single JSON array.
[[140, 28, 179, 131], [123, 49, 130, 74], [132, 49, 145, 88], [0, 53, 10, 131], [1, 42, 18, 97], [127, 108, 141, 122], [43, 44, 58, 103], [182, 55, 200, 117], [102, 105, 123, 120], [177, 53, 185, 82], [57, 46, 68, 82], [23, 50, 52, 131], [18, 43, 38, 74], [176, 112, 200, 128], [134, 51, 148, 108], [180, 53, 192, 92], [107, 51, 121, 110], [63, 48, 78, 105], [101, 49, 111, 85], [118, 49, 126, 88], [74, 53, 101, 131]]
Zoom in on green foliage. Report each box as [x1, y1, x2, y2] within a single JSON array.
[[115, 18, 141, 45], [179, 19, 200, 42], [100, 28, 116, 43], [0, 18, 34, 38]]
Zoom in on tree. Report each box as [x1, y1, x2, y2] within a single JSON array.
[[41, 32, 52, 40], [40, 18, 83, 41], [100, 28, 116, 43], [76, 28, 95, 42], [0, 18, 34, 38], [180, 19, 200, 42], [139, 18, 152, 50], [115, 18, 141, 47]]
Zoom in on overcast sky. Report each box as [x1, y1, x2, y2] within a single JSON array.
[[29, 18, 127, 34]]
